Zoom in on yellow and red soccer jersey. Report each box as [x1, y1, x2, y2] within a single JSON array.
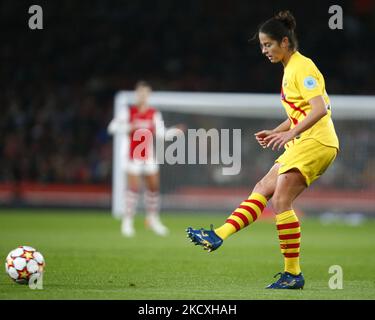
[[281, 51, 339, 149]]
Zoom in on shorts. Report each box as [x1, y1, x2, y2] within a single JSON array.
[[126, 158, 159, 176], [275, 138, 338, 186]]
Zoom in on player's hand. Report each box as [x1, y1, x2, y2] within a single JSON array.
[[254, 130, 273, 148], [263, 131, 295, 151]]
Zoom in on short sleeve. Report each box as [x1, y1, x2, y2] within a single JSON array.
[[107, 107, 130, 134], [295, 63, 324, 102]]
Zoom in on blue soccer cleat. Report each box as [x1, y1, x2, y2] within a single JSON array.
[[266, 272, 305, 289], [186, 225, 223, 252]]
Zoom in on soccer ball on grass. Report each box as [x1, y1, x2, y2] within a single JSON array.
[[5, 246, 45, 284]]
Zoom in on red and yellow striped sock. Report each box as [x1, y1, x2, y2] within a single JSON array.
[[276, 210, 301, 275], [214, 193, 267, 240]]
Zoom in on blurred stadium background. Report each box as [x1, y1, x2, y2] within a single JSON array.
[[1, 0, 375, 301], [1, 0, 374, 219]]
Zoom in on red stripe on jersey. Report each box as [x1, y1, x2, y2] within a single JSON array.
[[290, 117, 299, 125], [284, 100, 307, 116], [279, 233, 301, 240], [281, 87, 307, 116], [232, 212, 249, 226], [277, 222, 300, 230], [226, 219, 241, 231]]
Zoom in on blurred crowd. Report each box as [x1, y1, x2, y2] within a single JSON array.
[[1, 0, 374, 189], [159, 115, 375, 191]]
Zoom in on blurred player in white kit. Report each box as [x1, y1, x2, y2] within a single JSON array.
[[108, 81, 184, 237]]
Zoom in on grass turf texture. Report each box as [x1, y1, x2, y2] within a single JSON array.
[[0, 209, 374, 300]]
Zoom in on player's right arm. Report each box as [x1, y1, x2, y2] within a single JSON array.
[[107, 118, 131, 134], [254, 118, 291, 148], [107, 106, 134, 135]]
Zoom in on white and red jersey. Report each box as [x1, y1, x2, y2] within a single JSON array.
[[128, 105, 159, 160], [107, 104, 181, 163]]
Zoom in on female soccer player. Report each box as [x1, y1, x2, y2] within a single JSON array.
[[187, 10, 339, 289], [109, 81, 184, 237]]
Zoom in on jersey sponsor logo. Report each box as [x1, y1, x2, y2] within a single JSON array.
[[303, 76, 317, 90]]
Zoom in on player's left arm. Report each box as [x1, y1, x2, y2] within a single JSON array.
[[264, 95, 327, 150], [289, 95, 327, 137]]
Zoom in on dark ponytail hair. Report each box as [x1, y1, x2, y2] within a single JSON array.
[[258, 10, 298, 50]]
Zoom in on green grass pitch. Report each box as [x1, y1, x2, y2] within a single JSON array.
[[0, 209, 374, 300]]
